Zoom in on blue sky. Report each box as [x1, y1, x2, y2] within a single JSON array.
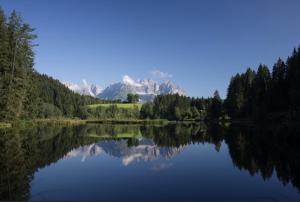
[[1, 0, 300, 98]]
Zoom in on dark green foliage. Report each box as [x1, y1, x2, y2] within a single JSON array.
[[286, 48, 300, 120], [174, 106, 182, 120], [140, 102, 154, 119], [0, 9, 36, 120], [152, 94, 191, 120], [0, 8, 10, 119], [38, 103, 63, 118], [127, 93, 139, 103], [209, 90, 222, 120], [225, 46, 300, 121], [88, 105, 140, 120], [251, 64, 271, 120], [30, 72, 100, 118], [225, 68, 256, 118], [270, 58, 287, 112], [191, 106, 200, 120], [142, 94, 222, 121], [0, 9, 101, 121]]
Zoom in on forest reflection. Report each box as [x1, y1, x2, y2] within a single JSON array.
[[0, 123, 299, 200]]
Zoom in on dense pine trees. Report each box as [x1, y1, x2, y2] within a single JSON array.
[[30, 72, 100, 118], [224, 68, 256, 118], [225, 47, 300, 121], [209, 91, 222, 120], [140, 93, 222, 121], [0, 9, 100, 121], [127, 93, 139, 103], [0, 9, 36, 120], [269, 59, 287, 112], [140, 102, 154, 119], [146, 46, 300, 122], [286, 48, 300, 119]]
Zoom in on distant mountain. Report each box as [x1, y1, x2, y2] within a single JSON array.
[[64, 75, 185, 102], [99, 75, 185, 101], [63, 80, 103, 97]]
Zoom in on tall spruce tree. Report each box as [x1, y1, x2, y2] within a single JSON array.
[[0, 10, 36, 120], [225, 74, 243, 118], [286, 48, 300, 119], [270, 58, 287, 112], [242, 68, 256, 117], [0, 8, 10, 120], [250, 64, 271, 120], [209, 90, 222, 120]]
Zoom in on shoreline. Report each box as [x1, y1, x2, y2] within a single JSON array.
[[0, 118, 208, 128], [2, 118, 298, 129], [0, 118, 176, 128]]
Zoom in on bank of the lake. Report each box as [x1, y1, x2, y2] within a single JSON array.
[[0, 118, 234, 129], [1, 118, 178, 128], [0, 122, 12, 129]]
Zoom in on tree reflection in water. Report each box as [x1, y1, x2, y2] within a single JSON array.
[[0, 123, 299, 200]]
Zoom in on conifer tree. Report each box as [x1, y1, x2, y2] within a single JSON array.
[[270, 58, 287, 112], [209, 90, 222, 120], [251, 64, 271, 120], [0, 8, 10, 120], [286, 48, 300, 119], [0, 10, 36, 120]]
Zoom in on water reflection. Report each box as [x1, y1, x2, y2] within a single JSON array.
[[225, 124, 300, 191], [66, 138, 185, 166], [0, 123, 299, 200]]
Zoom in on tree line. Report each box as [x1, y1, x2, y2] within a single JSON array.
[[140, 46, 300, 122], [0, 9, 102, 121], [86, 105, 140, 120], [140, 92, 223, 121], [225, 47, 300, 121]]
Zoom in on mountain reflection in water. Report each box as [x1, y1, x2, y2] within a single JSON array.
[[0, 123, 299, 200], [66, 138, 185, 165]]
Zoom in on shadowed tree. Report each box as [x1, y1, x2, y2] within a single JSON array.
[[251, 64, 271, 120], [0, 10, 36, 120], [209, 90, 223, 120], [286, 48, 300, 120], [270, 58, 288, 112], [127, 93, 139, 103]]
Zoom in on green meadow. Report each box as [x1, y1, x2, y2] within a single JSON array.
[[87, 103, 143, 110]]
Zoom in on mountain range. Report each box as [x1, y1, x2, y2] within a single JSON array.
[[63, 79, 103, 97], [63, 75, 185, 102]]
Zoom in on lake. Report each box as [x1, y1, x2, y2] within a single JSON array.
[[0, 123, 299, 201]]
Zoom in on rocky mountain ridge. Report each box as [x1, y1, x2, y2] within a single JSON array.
[[63, 75, 185, 102]]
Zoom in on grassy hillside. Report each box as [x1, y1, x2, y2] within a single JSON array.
[[87, 103, 142, 109]]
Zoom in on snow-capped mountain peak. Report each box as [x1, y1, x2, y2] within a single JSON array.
[[122, 75, 142, 87], [64, 75, 185, 102], [63, 80, 103, 97]]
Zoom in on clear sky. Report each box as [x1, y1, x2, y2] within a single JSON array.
[[1, 0, 300, 98]]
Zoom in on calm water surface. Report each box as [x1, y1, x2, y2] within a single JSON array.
[[0, 123, 299, 201]]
